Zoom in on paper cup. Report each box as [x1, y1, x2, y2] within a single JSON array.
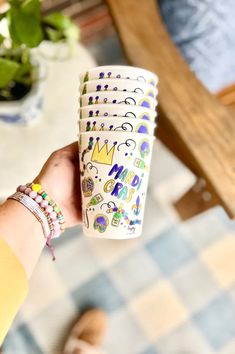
[[80, 104, 157, 121], [78, 131, 154, 239], [80, 91, 157, 110], [80, 65, 158, 86], [79, 117, 156, 135], [80, 78, 158, 98]]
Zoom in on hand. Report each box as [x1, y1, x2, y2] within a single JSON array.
[[35, 142, 82, 228]]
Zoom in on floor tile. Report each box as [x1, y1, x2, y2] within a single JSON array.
[[172, 259, 218, 312], [130, 281, 188, 340], [56, 236, 100, 291], [3, 324, 43, 354], [141, 190, 172, 242], [138, 347, 158, 354], [110, 248, 160, 299], [30, 296, 78, 354], [146, 227, 195, 275], [71, 272, 124, 313], [156, 321, 213, 354], [104, 308, 148, 354], [86, 236, 139, 267], [20, 253, 68, 321], [181, 207, 231, 251], [201, 234, 235, 288], [193, 293, 235, 350]]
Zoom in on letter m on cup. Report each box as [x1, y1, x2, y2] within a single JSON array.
[[108, 164, 124, 179]]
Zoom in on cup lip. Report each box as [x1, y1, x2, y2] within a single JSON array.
[[80, 104, 157, 115], [79, 116, 157, 127], [81, 91, 158, 105], [79, 131, 156, 141], [79, 78, 158, 95], [80, 65, 159, 83]]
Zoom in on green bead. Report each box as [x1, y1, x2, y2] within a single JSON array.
[[41, 192, 47, 199], [54, 206, 60, 213]]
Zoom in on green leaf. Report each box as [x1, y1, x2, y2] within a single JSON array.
[[0, 58, 20, 88], [21, 0, 40, 18], [14, 61, 32, 82], [45, 27, 62, 42], [7, 9, 21, 47], [0, 34, 5, 45], [0, 10, 7, 21], [9, 7, 43, 48], [43, 12, 72, 31]]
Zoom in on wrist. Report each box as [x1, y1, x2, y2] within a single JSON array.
[[0, 199, 45, 278]]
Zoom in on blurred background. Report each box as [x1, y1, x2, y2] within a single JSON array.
[[1, 0, 235, 353]]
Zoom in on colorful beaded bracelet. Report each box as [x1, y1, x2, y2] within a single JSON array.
[[9, 183, 65, 261], [17, 183, 65, 238]]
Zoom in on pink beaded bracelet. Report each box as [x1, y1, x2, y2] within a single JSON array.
[[17, 183, 65, 238], [9, 183, 65, 261]]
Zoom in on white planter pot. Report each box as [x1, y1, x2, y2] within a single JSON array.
[[0, 61, 45, 124]]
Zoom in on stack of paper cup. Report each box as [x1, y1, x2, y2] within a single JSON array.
[[78, 65, 158, 239]]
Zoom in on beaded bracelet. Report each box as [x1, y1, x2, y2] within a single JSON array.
[[8, 183, 65, 261], [9, 192, 51, 238], [17, 183, 65, 237]]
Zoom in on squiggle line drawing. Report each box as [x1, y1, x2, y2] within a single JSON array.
[[101, 201, 117, 212], [134, 88, 144, 94], [114, 123, 133, 132], [118, 97, 136, 105], [124, 112, 137, 118], [117, 139, 136, 151], [137, 75, 146, 82], [86, 162, 98, 175]]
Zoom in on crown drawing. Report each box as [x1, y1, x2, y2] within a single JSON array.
[[91, 138, 117, 165]]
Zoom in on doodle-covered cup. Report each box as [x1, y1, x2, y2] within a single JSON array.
[[79, 117, 156, 135], [80, 65, 159, 86], [80, 91, 158, 110], [80, 78, 158, 98], [79, 131, 155, 239], [80, 104, 157, 122]]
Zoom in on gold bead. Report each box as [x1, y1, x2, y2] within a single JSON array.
[[32, 184, 42, 193]]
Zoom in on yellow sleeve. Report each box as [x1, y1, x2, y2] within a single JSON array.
[[0, 238, 28, 344]]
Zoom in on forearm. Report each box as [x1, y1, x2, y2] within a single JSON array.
[[0, 199, 45, 278]]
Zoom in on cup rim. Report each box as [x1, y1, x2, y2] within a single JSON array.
[[79, 131, 156, 141], [81, 90, 158, 100], [80, 65, 159, 83], [79, 116, 157, 127], [80, 91, 158, 107], [80, 78, 158, 95], [80, 104, 157, 115]]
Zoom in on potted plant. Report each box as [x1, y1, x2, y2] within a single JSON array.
[[0, 0, 79, 124]]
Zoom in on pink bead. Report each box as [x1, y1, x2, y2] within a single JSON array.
[[52, 219, 59, 225], [46, 205, 53, 213], [40, 200, 48, 208], [25, 187, 31, 195], [18, 185, 27, 193], [29, 191, 37, 199], [35, 195, 42, 203], [50, 211, 57, 220]]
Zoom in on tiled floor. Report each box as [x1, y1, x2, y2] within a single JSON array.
[[3, 141, 235, 354]]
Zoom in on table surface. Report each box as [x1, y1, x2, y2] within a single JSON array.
[[0, 43, 96, 199]]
